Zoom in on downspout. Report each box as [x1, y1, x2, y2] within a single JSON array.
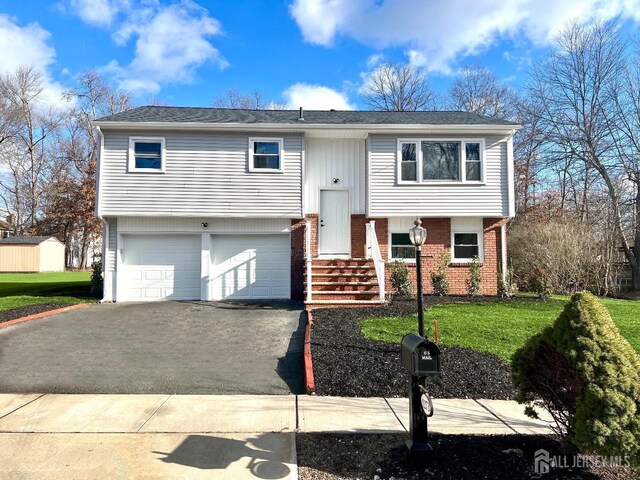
[[95, 126, 111, 303], [501, 222, 507, 284]]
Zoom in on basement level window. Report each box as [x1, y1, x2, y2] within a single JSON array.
[[452, 232, 481, 262], [128, 137, 165, 173], [390, 233, 415, 260]]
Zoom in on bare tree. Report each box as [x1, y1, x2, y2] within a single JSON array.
[[361, 62, 438, 111], [213, 87, 265, 109], [449, 63, 517, 119], [52, 71, 132, 268], [0, 66, 60, 234], [526, 22, 640, 290]]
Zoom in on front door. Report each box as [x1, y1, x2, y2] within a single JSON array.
[[319, 190, 350, 255]]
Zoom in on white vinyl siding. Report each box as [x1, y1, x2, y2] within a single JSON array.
[[369, 135, 509, 217], [100, 130, 302, 217], [304, 137, 366, 214], [117, 217, 291, 234]]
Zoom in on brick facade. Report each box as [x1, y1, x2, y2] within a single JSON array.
[[297, 214, 505, 299], [290, 219, 306, 300], [380, 217, 504, 296]]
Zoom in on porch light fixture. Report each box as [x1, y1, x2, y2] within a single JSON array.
[[201, 222, 208, 228], [409, 219, 426, 336]]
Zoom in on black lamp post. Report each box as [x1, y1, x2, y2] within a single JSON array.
[[409, 219, 427, 336]]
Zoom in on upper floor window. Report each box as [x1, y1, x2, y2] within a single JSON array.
[[128, 137, 165, 173], [398, 139, 484, 184], [249, 138, 284, 173]]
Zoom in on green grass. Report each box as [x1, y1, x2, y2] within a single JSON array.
[[0, 272, 95, 312], [361, 297, 640, 362]]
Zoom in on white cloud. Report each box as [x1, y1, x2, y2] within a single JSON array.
[[67, 0, 127, 28], [0, 15, 70, 107], [64, 0, 227, 95], [283, 83, 355, 110], [290, 0, 640, 73], [406, 49, 428, 68], [366, 53, 384, 69]]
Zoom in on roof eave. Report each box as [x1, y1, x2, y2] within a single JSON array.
[[93, 120, 521, 134]]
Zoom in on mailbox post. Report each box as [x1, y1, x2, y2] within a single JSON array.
[[401, 333, 441, 454], [402, 219, 441, 456]]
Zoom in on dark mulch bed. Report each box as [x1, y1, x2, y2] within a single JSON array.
[[310, 296, 553, 399], [297, 433, 638, 480], [0, 303, 72, 324]]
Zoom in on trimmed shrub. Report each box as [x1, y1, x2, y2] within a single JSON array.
[[389, 261, 412, 296], [467, 255, 481, 296], [90, 260, 103, 298], [512, 292, 640, 459], [430, 252, 450, 296]]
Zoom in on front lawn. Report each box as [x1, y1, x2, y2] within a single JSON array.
[[361, 297, 639, 362], [0, 272, 95, 312]]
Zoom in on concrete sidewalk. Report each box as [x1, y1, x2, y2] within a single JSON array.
[[0, 393, 553, 479]]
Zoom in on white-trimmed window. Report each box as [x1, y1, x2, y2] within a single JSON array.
[[390, 232, 415, 260], [397, 139, 484, 184], [400, 142, 418, 182], [451, 217, 484, 263], [249, 137, 284, 173], [128, 137, 165, 173]]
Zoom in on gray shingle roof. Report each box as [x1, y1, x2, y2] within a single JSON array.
[[96, 106, 519, 126], [0, 236, 58, 245]]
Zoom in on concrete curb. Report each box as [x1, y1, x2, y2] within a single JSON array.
[[304, 311, 315, 394], [0, 304, 89, 330]]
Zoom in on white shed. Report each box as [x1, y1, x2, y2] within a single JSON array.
[[0, 236, 65, 272]]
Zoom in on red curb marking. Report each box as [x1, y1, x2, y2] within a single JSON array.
[[304, 310, 316, 394], [0, 303, 89, 330]]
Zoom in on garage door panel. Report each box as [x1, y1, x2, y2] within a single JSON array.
[[211, 234, 290, 300], [121, 235, 201, 301]]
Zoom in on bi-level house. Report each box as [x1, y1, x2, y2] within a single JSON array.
[[94, 107, 519, 306]]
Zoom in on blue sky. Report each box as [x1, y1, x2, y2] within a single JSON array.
[[1, 0, 639, 110]]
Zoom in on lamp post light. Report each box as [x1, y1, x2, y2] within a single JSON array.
[[400, 218, 439, 456], [409, 219, 427, 337]]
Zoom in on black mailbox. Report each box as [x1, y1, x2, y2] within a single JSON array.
[[401, 333, 441, 376]]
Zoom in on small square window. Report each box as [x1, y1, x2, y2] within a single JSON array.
[[391, 232, 415, 259], [249, 138, 284, 172], [453, 232, 480, 261], [128, 137, 165, 173]]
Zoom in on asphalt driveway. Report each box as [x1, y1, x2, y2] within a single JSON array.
[[0, 301, 305, 395]]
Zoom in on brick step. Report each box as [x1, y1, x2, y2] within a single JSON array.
[[311, 275, 377, 282], [310, 284, 379, 292], [305, 299, 385, 309], [311, 267, 375, 274], [313, 259, 371, 267], [311, 290, 380, 297], [311, 273, 376, 277]]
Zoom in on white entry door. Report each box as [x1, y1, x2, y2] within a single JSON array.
[[319, 190, 350, 255]]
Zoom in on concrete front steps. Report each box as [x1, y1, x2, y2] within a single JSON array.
[[305, 258, 384, 309]]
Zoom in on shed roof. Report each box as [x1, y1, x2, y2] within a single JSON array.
[[0, 236, 61, 245]]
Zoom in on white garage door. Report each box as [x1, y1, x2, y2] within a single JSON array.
[[211, 234, 290, 300], [121, 235, 201, 301]]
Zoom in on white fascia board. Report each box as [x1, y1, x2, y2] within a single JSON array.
[[94, 121, 521, 135]]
